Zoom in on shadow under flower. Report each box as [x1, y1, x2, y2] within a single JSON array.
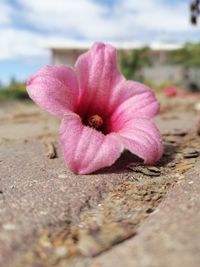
[[94, 142, 180, 175]]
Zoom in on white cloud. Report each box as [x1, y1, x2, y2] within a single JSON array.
[[0, 28, 46, 60], [0, 0, 198, 62], [0, 28, 75, 61], [0, 0, 13, 25], [17, 0, 198, 41], [18, 0, 118, 39], [118, 0, 194, 33]]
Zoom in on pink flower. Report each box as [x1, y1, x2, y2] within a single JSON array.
[[27, 43, 163, 174]]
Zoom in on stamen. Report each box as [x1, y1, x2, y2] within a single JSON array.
[[88, 114, 104, 129]]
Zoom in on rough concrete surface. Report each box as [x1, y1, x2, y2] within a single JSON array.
[[0, 142, 131, 266], [95, 159, 200, 267], [0, 97, 200, 267]]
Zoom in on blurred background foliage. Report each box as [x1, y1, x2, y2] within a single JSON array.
[[0, 77, 27, 101], [119, 47, 151, 81], [167, 43, 200, 67]]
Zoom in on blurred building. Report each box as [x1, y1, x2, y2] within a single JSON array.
[[48, 41, 200, 89], [49, 40, 145, 65]]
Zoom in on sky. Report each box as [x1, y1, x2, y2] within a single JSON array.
[[0, 0, 199, 85]]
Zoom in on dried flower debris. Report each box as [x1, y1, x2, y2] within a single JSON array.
[[43, 141, 57, 159], [127, 165, 161, 176]]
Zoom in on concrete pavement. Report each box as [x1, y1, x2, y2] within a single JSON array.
[[1, 97, 200, 266], [94, 158, 200, 267]]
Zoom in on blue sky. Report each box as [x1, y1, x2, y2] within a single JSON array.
[[0, 0, 199, 85]]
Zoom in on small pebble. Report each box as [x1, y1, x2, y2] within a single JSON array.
[[194, 102, 200, 112], [178, 175, 185, 180], [40, 211, 48, 215], [58, 174, 68, 179], [54, 246, 69, 258], [3, 223, 17, 230], [39, 236, 51, 248]]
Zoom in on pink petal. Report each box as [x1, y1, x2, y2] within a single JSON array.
[[75, 42, 124, 116], [109, 81, 160, 132], [118, 118, 163, 164], [60, 113, 123, 174], [27, 65, 78, 117]]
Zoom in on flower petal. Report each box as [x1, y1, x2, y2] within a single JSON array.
[[109, 81, 160, 132], [60, 113, 123, 174], [118, 118, 163, 164], [27, 65, 78, 117], [75, 42, 124, 116]]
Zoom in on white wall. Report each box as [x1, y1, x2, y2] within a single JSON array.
[[143, 65, 183, 84]]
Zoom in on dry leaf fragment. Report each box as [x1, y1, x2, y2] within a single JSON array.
[[127, 165, 161, 176], [183, 149, 199, 159], [44, 141, 57, 159], [176, 163, 194, 174]]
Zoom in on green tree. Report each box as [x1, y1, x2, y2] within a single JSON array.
[[168, 43, 200, 67], [119, 47, 151, 81]]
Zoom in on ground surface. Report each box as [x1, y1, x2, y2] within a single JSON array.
[[0, 95, 200, 267]]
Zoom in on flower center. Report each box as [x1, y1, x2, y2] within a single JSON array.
[[88, 114, 104, 130]]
